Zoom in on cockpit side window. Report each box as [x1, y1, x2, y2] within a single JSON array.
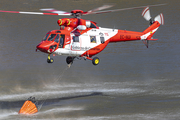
[[90, 22, 97, 28], [48, 34, 56, 41], [54, 34, 60, 43], [42, 34, 49, 41]]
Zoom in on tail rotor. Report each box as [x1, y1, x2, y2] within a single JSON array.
[[141, 6, 164, 48], [142, 6, 164, 25]]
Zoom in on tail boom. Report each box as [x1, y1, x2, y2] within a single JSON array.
[[109, 30, 142, 43], [109, 6, 164, 47], [109, 21, 161, 43]]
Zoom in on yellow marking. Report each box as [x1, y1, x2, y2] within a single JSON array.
[[58, 19, 62, 26], [48, 54, 50, 59], [67, 19, 71, 26]]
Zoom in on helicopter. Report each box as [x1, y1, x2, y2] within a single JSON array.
[[0, 4, 165, 66]]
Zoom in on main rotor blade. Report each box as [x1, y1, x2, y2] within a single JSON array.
[[0, 10, 71, 16], [40, 8, 71, 15], [0, 3, 166, 16], [85, 3, 167, 15], [83, 4, 114, 15]]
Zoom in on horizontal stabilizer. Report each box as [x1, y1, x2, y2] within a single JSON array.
[[146, 38, 158, 41]]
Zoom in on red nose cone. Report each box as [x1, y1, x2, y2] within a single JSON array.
[[36, 41, 57, 54], [36, 42, 49, 53]]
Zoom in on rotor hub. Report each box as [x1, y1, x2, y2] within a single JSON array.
[[71, 10, 84, 18]]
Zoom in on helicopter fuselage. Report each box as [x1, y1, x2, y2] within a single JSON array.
[[0, 4, 165, 65], [36, 20, 160, 60], [36, 6, 163, 65]]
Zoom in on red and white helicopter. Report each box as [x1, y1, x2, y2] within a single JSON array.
[[0, 4, 165, 65]]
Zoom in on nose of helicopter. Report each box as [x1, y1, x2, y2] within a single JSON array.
[[36, 43, 48, 53], [36, 41, 57, 53]]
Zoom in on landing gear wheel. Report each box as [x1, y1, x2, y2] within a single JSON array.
[[47, 58, 54, 63], [92, 57, 100, 65], [66, 56, 74, 64]]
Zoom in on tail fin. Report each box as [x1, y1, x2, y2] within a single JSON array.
[[141, 6, 164, 48]]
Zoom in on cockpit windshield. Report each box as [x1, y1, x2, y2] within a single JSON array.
[[42, 34, 58, 41], [48, 34, 56, 41], [42, 34, 49, 41]]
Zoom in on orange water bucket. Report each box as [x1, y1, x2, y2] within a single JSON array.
[[19, 97, 38, 115]]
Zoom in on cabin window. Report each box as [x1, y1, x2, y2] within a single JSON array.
[[100, 37, 105, 44], [54, 34, 60, 43], [48, 34, 56, 41], [59, 35, 65, 48], [90, 22, 97, 28], [73, 36, 79, 42], [90, 36, 96, 43]]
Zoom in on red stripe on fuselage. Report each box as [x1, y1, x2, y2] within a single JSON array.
[[81, 39, 110, 57], [109, 30, 143, 43]]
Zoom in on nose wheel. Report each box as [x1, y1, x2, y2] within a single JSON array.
[[47, 54, 54, 63]]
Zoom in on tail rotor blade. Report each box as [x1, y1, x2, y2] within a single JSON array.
[[142, 7, 151, 21], [154, 13, 164, 25]]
